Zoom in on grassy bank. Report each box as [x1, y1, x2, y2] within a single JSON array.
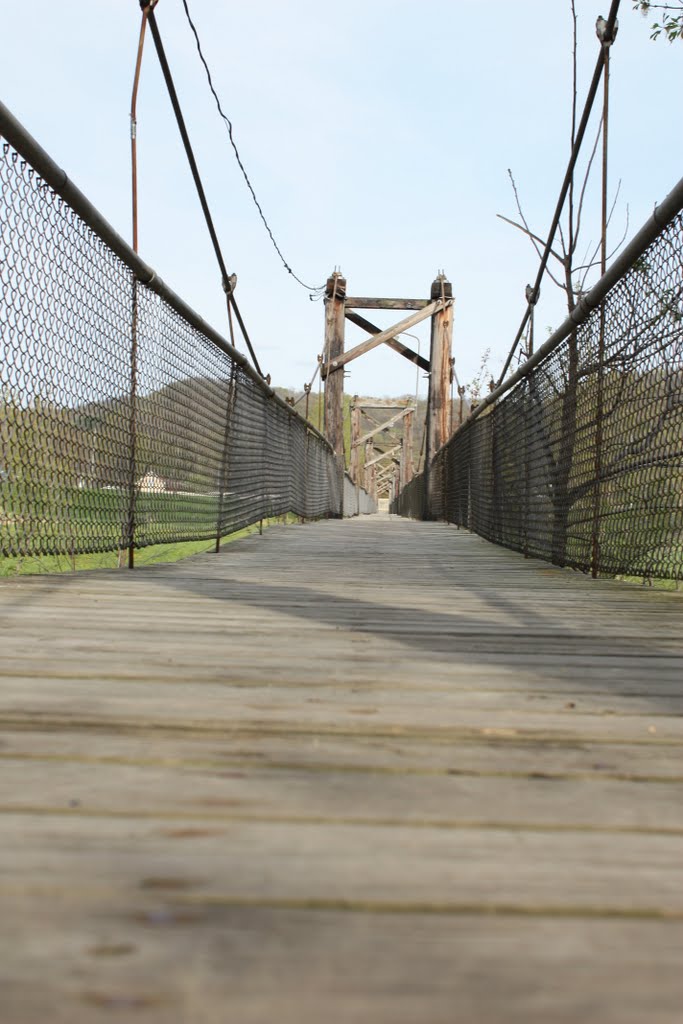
[[0, 515, 297, 577]]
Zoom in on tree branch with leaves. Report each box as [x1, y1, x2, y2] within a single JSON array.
[[633, 1, 683, 41]]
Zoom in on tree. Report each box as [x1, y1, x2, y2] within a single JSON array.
[[633, 1, 683, 41]]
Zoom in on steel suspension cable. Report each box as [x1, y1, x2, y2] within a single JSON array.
[[180, 0, 325, 296], [144, 2, 265, 378], [496, 0, 621, 386]]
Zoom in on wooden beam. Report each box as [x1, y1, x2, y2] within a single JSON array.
[[425, 274, 454, 516], [323, 300, 446, 375], [362, 412, 387, 428], [376, 466, 400, 489], [345, 311, 430, 372], [353, 406, 415, 448], [371, 437, 401, 451], [356, 398, 409, 409], [344, 297, 431, 310], [323, 272, 346, 498], [365, 444, 401, 469], [361, 411, 401, 440], [377, 457, 401, 475]]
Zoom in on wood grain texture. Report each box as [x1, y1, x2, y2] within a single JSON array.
[[344, 296, 432, 310], [1, 515, 682, 1022]]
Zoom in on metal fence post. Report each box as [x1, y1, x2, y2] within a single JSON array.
[[215, 361, 237, 553]]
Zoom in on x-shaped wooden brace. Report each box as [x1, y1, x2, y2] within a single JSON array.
[[322, 299, 449, 377]]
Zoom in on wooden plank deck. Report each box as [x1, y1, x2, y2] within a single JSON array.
[[1, 513, 682, 1023]]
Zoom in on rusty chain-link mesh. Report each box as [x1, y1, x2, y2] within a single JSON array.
[[0, 137, 342, 560], [395, 206, 683, 580]]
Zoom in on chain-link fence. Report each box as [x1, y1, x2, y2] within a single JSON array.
[[343, 473, 377, 517], [394, 177, 683, 580], [391, 474, 424, 520], [1, 102, 349, 562]]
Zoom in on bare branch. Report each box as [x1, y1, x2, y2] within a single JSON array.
[[543, 264, 566, 291], [557, 219, 568, 259], [573, 117, 603, 249], [575, 184, 628, 283], [610, 201, 630, 255], [505, 169, 546, 264], [495, 214, 564, 264], [577, 207, 631, 290]]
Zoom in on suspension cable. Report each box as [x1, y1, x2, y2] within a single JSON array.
[[143, 2, 265, 379], [180, 0, 325, 296], [496, 0, 621, 386]]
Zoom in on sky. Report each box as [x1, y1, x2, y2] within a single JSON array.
[[1, 0, 681, 400]]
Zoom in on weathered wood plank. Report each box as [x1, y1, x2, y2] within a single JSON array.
[[0, 515, 682, 1022], [2, 905, 681, 1024], [2, 757, 682, 830], [2, 728, 682, 780], [365, 444, 402, 468], [2, 814, 682, 913], [344, 296, 431, 310]]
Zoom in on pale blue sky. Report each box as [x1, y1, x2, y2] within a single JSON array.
[[1, 1, 681, 397]]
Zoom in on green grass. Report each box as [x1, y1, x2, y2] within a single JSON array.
[[0, 515, 297, 577], [613, 574, 681, 591]]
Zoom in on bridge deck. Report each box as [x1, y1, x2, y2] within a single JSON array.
[[1, 514, 682, 1023]]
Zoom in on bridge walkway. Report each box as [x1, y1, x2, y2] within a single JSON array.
[[1, 514, 682, 1022]]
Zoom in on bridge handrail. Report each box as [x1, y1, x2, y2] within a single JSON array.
[[0, 101, 345, 564]]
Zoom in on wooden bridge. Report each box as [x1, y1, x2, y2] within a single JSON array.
[[3, 82, 683, 1022], [2, 513, 682, 1023]]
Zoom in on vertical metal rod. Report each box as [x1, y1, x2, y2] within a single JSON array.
[[126, 8, 149, 570], [130, 10, 149, 255], [302, 426, 310, 524], [303, 385, 311, 523], [523, 381, 531, 559], [215, 359, 237, 553], [591, 44, 610, 578], [126, 279, 138, 570], [601, 46, 610, 280]]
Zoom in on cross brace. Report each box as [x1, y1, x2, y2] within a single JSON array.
[[323, 299, 448, 376], [365, 444, 401, 468], [376, 464, 400, 484], [353, 406, 415, 448], [345, 311, 430, 372]]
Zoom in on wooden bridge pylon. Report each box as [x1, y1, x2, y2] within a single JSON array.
[[322, 271, 454, 512]]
